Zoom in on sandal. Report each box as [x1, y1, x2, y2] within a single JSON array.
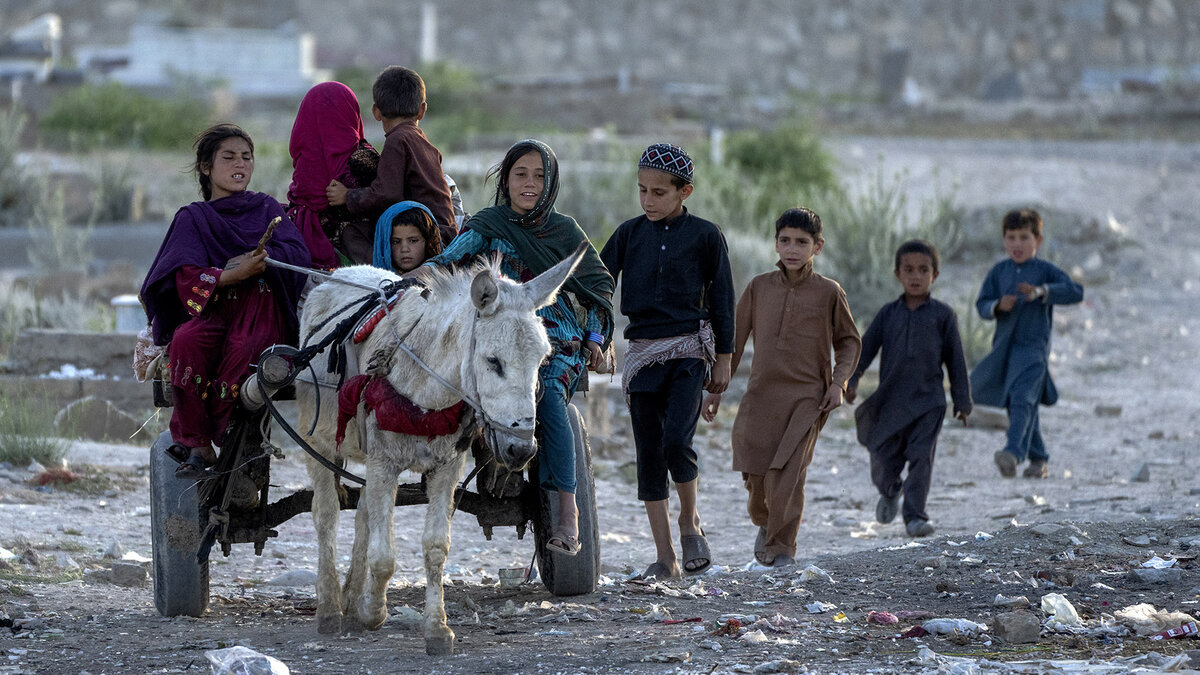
[[635, 560, 680, 581], [545, 529, 580, 556], [680, 531, 712, 575], [174, 454, 210, 480]]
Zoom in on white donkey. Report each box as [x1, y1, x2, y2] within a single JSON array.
[[297, 245, 585, 655]]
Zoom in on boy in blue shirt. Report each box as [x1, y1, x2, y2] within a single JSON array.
[[971, 208, 1083, 479], [847, 240, 971, 537]]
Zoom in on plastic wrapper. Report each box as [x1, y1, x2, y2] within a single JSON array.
[[205, 646, 289, 675]]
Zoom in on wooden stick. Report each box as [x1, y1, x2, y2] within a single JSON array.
[[254, 216, 282, 256]]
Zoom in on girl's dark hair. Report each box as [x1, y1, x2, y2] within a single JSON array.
[[193, 124, 254, 201], [894, 239, 940, 273], [775, 207, 822, 237], [392, 207, 443, 260], [1002, 207, 1043, 237]]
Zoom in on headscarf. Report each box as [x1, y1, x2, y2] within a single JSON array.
[[140, 190, 311, 345], [372, 201, 437, 271], [466, 139, 614, 320], [286, 81, 366, 268]]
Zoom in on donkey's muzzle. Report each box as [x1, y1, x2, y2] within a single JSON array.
[[486, 423, 537, 470]]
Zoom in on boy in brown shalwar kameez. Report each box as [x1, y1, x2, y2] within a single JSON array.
[[703, 208, 860, 567]]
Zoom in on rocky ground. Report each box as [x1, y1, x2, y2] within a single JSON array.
[[2, 136, 1199, 674]]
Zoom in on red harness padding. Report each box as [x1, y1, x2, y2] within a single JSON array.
[[336, 374, 466, 447], [353, 295, 402, 344]]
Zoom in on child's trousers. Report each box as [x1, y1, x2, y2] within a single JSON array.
[[869, 405, 944, 524], [628, 359, 705, 501], [1004, 366, 1048, 463], [744, 417, 823, 561]]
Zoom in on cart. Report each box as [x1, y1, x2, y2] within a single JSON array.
[[147, 355, 601, 618]]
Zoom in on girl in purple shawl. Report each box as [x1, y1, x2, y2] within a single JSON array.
[[140, 124, 311, 477]]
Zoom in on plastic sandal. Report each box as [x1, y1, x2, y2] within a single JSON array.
[[635, 560, 680, 581], [174, 454, 209, 480], [545, 528, 580, 556], [680, 532, 712, 575]]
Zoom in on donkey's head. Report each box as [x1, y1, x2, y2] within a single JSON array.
[[466, 243, 587, 470]]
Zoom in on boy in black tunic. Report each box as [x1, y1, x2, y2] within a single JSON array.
[[846, 240, 972, 537]]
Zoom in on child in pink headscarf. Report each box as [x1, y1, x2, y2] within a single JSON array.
[[286, 81, 379, 267]]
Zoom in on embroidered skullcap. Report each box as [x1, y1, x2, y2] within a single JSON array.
[[639, 143, 693, 184]]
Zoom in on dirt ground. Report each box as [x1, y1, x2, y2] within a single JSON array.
[[3, 137, 1199, 674]]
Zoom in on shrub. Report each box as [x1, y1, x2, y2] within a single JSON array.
[[812, 168, 963, 325], [39, 82, 211, 150], [0, 108, 36, 228], [0, 281, 109, 359], [27, 180, 94, 274], [0, 390, 69, 467]]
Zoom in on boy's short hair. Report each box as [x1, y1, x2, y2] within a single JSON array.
[[373, 66, 425, 120], [1002, 207, 1043, 237], [639, 143, 693, 188], [775, 207, 822, 237], [894, 239, 940, 273]]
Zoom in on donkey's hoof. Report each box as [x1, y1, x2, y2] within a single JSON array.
[[425, 635, 455, 656], [316, 614, 342, 635], [341, 615, 367, 634]]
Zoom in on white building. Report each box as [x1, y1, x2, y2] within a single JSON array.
[[82, 22, 327, 98]]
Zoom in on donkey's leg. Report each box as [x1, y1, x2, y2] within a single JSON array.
[[306, 458, 343, 634], [357, 454, 400, 631], [421, 451, 467, 656], [340, 487, 371, 622]]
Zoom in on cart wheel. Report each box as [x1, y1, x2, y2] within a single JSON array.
[[149, 430, 210, 616], [534, 404, 600, 596]]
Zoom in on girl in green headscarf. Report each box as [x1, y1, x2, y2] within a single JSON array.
[[422, 139, 614, 557]]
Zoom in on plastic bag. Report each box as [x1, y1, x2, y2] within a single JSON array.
[[205, 646, 289, 675], [1040, 592, 1081, 627], [133, 326, 164, 383], [922, 618, 988, 636], [1115, 603, 1199, 636]]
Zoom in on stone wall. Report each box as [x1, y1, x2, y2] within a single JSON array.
[[298, 0, 1199, 102]]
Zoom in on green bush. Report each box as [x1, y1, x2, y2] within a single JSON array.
[[812, 168, 963, 325], [39, 82, 211, 150], [0, 108, 36, 228], [0, 390, 69, 467], [0, 281, 108, 359]]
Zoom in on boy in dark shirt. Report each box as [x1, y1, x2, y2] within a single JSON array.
[[600, 144, 735, 579], [847, 240, 972, 537], [326, 66, 456, 258]]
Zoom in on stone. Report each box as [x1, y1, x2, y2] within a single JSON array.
[[994, 594, 1031, 608], [1123, 534, 1152, 547], [935, 580, 960, 593], [1127, 568, 1182, 585], [1131, 463, 1150, 482], [832, 516, 859, 528], [918, 556, 945, 570], [108, 562, 147, 587], [52, 553, 80, 571], [54, 396, 154, 444], [103, 541, 125, 559], [1030, 523, 1063, 537], [964, 406, 1008, 430], [1094, 404, 1122, 417], [993, 611, 1040, 643], [263, 569, 318, 587]]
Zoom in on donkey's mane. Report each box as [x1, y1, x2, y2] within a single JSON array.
[[421, 253, 509, 298]]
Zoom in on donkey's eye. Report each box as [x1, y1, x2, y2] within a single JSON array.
[[486, 356, 504, 376]]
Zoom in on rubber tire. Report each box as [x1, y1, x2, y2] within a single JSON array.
[[534, 404, 600, 596], [149, 430, 210, 617]]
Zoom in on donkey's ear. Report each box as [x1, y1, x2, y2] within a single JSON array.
[[525, 241, 586, 310], [471, 270, 500, 312]]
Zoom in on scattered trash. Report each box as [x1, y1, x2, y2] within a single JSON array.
[[1150, 622, 1198, 640], [975, 531, 994, 541], [711, 618, 742, 637], [795, 565, 834, 583], [498, 567, 525, 587], [1041, 593, 1081, 628], [1025, 495, 1048, 506], [0, 547, 14, 561], [661, 617, 702, 624], [749, 613, 801, 633], [866, 611, 898, 624], [742, 629, 769, 643], [1128, 568, 1183, 585], [917, 556, 945, 570], [805, 601, 836, 614], [922, 618, 987, 637], [1115, 603, 1199, 636], [900, 625, 927, 638], [895, 610, 934, 621], [1142, 556, 1179, 569], [994, 594, 1030, 608], [832, 612, 849, 623], [917, 645, 1191, 673], [205, 646, 289, 675], [1124, 534, 1152, 547]]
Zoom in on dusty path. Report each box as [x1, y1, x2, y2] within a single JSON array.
[[2, 137, 1198, 674]]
